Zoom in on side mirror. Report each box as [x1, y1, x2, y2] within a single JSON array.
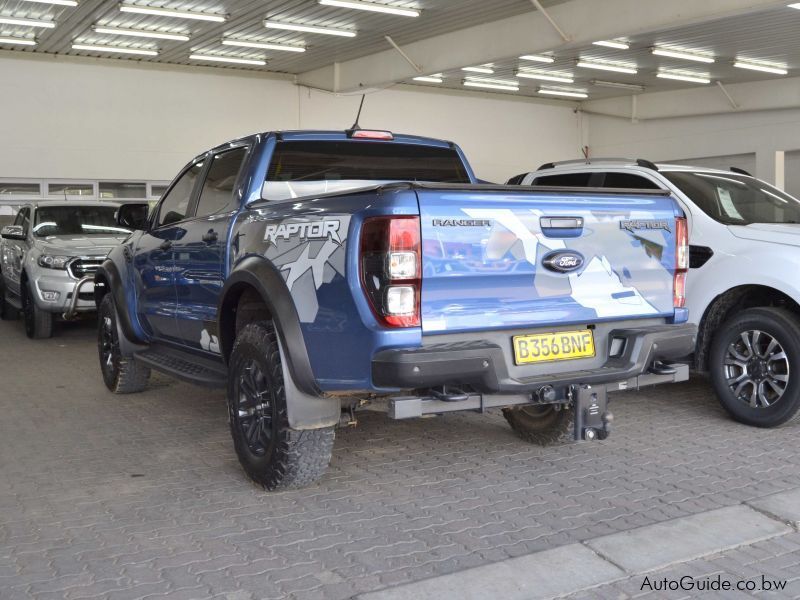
[[116, 203, 150, 231], [0, 225, 25, 240]]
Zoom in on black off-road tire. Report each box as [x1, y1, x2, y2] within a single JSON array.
[[503, 403, 576, 445], [98, 293, 150, 393], [710, 307, 800, 428], [0, 274, 19, 320], [228, 321, 334, 490], [22, 282, 53, 339]]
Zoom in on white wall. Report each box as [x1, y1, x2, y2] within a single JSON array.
[[0, 52, 299, 181], [586, 108, 800, 190], [0, 52, 584, 185]]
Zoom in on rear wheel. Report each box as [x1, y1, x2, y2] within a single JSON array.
[[228, 321, 334, 490], [98, 294, 150, 393], [0, 274, 19, 320], [710, 307, 800, 428], [22, 282, 53, 339], [503, 403, 575, 445]]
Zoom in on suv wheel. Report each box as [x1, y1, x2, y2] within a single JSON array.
[[22, 282, 53, 339], [98, 294, 150, 393], [228, 321, 334, 490], [710, 307, 800, 427], [503, 403, 575, 445], [0, 274, 19, 320]]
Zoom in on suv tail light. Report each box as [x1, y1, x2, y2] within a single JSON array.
[[674, 216, 688, 308], [360, 216, 421, 327]]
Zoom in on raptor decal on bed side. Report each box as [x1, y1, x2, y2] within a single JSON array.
[[263, 217, 351, 323]]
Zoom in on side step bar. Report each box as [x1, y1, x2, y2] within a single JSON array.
[[134, 345, 227, 388]]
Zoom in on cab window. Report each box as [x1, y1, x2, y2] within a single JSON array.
[[155, 161, 204, 227], [194, 147, 248, 217]]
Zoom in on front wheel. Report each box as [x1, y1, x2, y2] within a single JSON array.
[[503, 403, 575, 445], [228, 321, 334, 490], [710, 307, 800, 428], [98, 294, 150, 393], [22, 282, 53, 339]]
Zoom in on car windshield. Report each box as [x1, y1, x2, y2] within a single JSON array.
[[32, 205, 129, 237], [663, 171, 800, 225], [262, 140, 471, 201]]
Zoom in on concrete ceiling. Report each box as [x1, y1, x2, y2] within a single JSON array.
[[0, 0, 796, 115]]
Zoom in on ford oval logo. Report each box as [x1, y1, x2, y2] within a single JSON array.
[[542, 250, 584, 273]]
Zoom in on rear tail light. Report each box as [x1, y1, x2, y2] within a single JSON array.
[[350, 129, 394, 140], [360, 216, 421, 327], [674, 216, 688, 308]]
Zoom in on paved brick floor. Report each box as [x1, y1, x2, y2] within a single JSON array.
[[2, 318, 800, 599]]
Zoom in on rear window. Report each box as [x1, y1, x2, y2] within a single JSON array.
[[602, 172, 660, 189], [263, 140, 470, 201], [531, 172, 593, 187]]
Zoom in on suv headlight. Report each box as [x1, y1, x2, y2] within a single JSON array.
[[38, 255, 71, 269]]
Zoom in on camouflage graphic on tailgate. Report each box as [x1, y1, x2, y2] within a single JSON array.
[[262, 217, 351, 323]]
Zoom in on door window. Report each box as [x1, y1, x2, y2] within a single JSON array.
[[194, 147, 248, 217], [14, 207, 30, 233], [155, 161, 204, 228], [532, 172, 595, 187]]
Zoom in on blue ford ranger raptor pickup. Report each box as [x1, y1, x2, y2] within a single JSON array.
[[95, 129, 696, 490]]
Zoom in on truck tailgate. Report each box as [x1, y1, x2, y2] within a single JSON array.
[[417, 188, 679, 334]]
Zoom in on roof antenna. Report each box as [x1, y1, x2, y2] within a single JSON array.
[[350, 94, 366, 131]]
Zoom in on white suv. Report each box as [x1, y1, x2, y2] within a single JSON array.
[[510, 159, 800, 428]]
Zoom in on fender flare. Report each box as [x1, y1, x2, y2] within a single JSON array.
[[219, 257, 339, 430], [94, 259, 148, 354]]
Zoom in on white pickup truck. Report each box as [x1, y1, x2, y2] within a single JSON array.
[[509, 160, 800, 429]]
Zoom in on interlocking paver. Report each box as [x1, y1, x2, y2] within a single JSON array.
[[4, 320, 800, 599]]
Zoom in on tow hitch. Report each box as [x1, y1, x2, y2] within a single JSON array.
[[572, 384, 612, 441]]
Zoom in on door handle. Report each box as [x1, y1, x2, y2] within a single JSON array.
[[202, 229, 218, 244], [159, 240, 172, 251], [540, 217, 584, 238]]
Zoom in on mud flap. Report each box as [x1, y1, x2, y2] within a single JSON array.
[[573, 384, 612, 441], [278, 340, 340, 430]]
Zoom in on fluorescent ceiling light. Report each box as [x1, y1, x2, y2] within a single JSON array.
[[733, 60, 788, 75], [576, 60, 637, 74], [413, 75, 443, 83], [94, 26, 189, 41], [119, 4, 227, 22], [652, 47, 714, 64], [519, 54, 554, 63], [515, 69, 573, 83], [19, 0, 77, 6], [318, 0, 419, 17], [461, 66, 494, 74], [539, 88, 588, 99], [264, 20, 356, 37], [72, 43, 158, 56], [590, 79, 644, 91], [222, 39, 305, 52], [465, 76, 518, 86], [656, 70, 710, 84], [0, 36, 37, 45], [463, 80, 518, 92], [789, 3, 800, 8], [0, 16, 55, 28], [593, 40, 629, 50], [189, 54, 266, 66]]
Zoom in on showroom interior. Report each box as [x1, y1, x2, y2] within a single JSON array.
[[3, 0, 800, 599]]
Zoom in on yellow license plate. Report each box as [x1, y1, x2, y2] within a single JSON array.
[[512, 330, 595, 365]]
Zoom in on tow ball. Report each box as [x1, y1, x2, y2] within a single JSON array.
[[572, 384, 612, 441]]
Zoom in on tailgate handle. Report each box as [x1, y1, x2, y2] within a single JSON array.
[[541, 217, 583, 229]]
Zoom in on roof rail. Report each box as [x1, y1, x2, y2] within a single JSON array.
[[535, 157, 657, 171], [730, 166, 753, 176]]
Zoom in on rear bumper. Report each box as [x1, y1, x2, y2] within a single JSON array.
[[372, 323, 697, 393]]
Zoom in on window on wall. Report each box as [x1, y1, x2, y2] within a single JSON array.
[[47, 183, 94, 197], [150, 184, 168, 199], [0, 182, 41, 196], [99, 182, 147, 199]]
